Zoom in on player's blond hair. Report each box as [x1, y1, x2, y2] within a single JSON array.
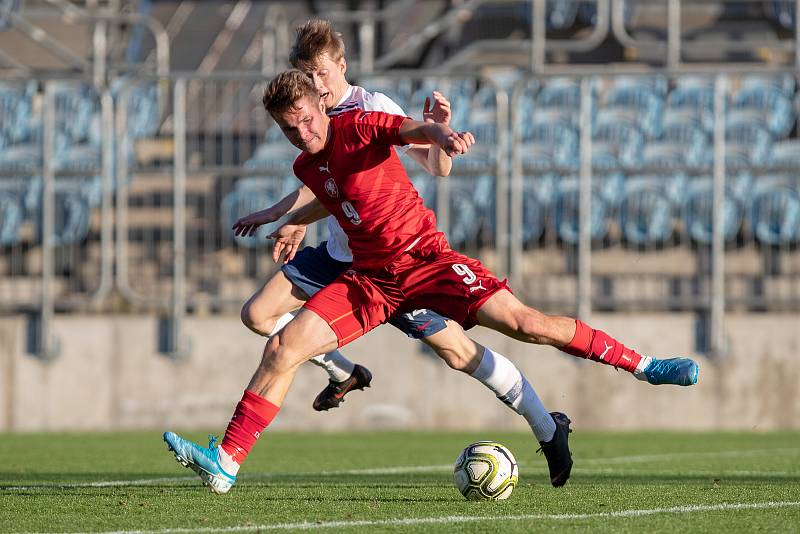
[[262, 69, 320, 117], [289, 19, 346, 70]]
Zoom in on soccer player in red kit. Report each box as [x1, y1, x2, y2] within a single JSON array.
[[163, 70, 698, 494]]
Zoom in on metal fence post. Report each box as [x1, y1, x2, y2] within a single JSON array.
[[577, 77, 593, 321], [711, 74, 727, 357]]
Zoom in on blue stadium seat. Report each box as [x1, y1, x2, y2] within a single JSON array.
[[519, 121, 579, 171], [740, 73, 796, 99], [682, 178, 744, 245], [666, 79, 714, 133], [522, 182, 547, 245], [28, 180, 93, 246], [725, 117, 772, 166], [0, 184, 24, 246], [603, 80, 664, 138], [220, 177, 285, 248], [768, 139, 800, 168], [245, 129, 300, 173], [553, 179, 610, 244], [591, 112, 644, 169], [639, 115, 709, 170], [448, 174, 495, 247], [750, 177, 800, 245], [620, 176, 677, 245], [731, 85, 794, 138]]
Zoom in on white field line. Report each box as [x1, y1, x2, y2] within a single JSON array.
[[3, 447, 798, 491], [18, 501, 800, 534]]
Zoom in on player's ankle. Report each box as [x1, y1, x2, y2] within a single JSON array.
[[633, 356, 652, 381], [217, 446, 241, 475]]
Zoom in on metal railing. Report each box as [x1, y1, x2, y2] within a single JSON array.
[[2, 69, 799, 361]]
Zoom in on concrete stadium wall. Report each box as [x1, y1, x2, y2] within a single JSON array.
[[0, 313, 798, 432]]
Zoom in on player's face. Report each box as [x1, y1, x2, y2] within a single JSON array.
[[303, 53, 347, 111], [275, 96, 329, 154]]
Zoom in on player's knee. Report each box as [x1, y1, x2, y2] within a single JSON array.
[[241, 301, 276, 336], [260, 335, 298, 375], [434, 346, 471, 372]]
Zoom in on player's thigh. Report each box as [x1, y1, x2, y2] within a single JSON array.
[[244, 270, 308, 324], [475, 289, 547, 341]]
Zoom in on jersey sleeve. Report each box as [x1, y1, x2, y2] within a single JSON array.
[[352, 110, 409, 148]]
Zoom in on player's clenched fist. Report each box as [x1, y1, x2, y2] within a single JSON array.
[[440, 130, 475, 157]]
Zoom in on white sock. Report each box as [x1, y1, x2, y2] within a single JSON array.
[[633, 356, 652, 381], [310, 350, 355, 382], [217, 446, 241, 475], [471, 347, 557, 443], [268, 311, 297, 337]]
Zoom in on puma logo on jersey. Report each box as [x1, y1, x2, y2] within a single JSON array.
[[469, 280, 486, 292], [319, 162, 330, 174]]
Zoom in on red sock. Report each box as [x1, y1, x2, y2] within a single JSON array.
[[562, 319, 643, 373], [220, 390, 280, 466]]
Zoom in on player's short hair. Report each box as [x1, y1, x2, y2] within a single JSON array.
[[262, 69, 320, 117], [289, 19, 345, 71]]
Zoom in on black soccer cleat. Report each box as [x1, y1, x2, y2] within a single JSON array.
[[537, 411, 573, 487], [312, 364, 373, 411]]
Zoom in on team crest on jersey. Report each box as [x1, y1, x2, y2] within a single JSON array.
[[324, 177, 339, 198]]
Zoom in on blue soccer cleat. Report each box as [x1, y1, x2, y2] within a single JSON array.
[[163, 431, 236, 494], [641, 357, 699, 386]]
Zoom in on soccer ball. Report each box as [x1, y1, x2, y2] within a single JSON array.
[[453, 441, 518, 501]]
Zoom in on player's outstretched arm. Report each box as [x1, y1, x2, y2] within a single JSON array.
[[405, 91, 453, 177], [285, 196, 330, 226], [232, 185, 317, 237], [399, 119, 475, 158]]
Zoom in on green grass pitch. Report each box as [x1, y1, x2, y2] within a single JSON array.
[[1, 431, 799, 533]]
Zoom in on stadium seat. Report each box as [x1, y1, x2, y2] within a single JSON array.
[[620, 176, 677, 245], [682, 178, 744, 245], [522, 181, 547, 245], [591, 112, 644, 170], [731, 85, 794, 138], [519, 121, 579, 171], [220, 177, 285, 248], [725, 117, 772, 166], [740, 73, 796, 99], [553, 179, 610, 244], [447, 173, 495, 247], [28, 180, 93, 246], [603, 80, 664, 138], [0, 185, 24, 246], [750, 177, 800, 245], [666, 79, 715, 133], [768, 139, 800, 168], [245, 128, 300, 173]]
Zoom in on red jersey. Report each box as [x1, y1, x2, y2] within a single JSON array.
[[293, 110, 439, 271]]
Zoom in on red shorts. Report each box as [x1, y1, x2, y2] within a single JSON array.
[[303, 232, 509, 347]]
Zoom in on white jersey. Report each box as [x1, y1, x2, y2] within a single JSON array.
[[324, 85, 411, 262]]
